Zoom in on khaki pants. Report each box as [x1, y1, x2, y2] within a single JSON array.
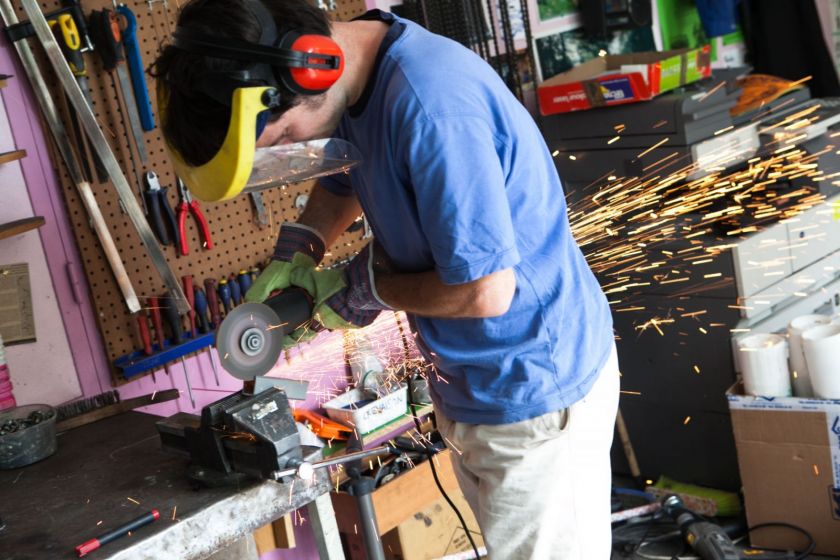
[[436, 345, 620, 560]]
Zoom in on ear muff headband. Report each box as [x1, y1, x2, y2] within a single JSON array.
[[170, 0, 344, 99]]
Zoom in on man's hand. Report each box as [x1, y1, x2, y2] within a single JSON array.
[[245, 223, 326, 304], [283, 242, 392, 343]]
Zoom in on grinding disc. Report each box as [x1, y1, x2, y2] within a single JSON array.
[[216, 303, 286, 380]]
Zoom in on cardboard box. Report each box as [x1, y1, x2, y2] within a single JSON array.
[[381, 489, 483, 560], [537, 46, 712, 116], [332, 449, 478, 559], [727, 382, 840, 555]]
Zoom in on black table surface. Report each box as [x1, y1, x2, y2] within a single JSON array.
[[0, 411, 329, 560]]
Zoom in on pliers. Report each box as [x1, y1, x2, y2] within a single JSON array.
[[177, 179, 213, 256], [143, 171, 180, 250]]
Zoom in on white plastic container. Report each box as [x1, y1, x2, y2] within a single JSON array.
[[736, 333, 791, 397], [323, 385, 408, 434], [801, 324, 840, 399], [787, 314, 832, 397]]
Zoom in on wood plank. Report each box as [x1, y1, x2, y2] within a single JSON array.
[[253, 523, 276, 556], [0, 216, 45, 241], [272, 514, 296, 548], [0, 149, 26, 165]]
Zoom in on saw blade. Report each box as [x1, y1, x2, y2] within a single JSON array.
[[216, 303, 285, 380]]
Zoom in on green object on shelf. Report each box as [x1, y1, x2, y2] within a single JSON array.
[[656, 0, 708, 51], [652, 475, 742, 517]]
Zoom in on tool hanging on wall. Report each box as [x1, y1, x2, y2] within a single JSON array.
[[8, 0, 190, 315], [116, 4, 155, 131], [144, 171, 180, 249], [0, 0, 141, 313], [48, 14, 96, 184], [162, 292, 195, 407], [250, 192, 269, 228], [88, 8, 148, 165], [176, 179, 213, 256]]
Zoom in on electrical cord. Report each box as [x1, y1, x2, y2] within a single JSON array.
[[746, 523, 815, 560], [409, 403, 482, 559], [611, 514, 816, 560]]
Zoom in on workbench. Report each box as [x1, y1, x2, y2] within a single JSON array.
[[0, 411, 343, 560]]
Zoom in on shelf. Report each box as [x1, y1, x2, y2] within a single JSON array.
[[0, 216, 45, 241], [0, 149, 26, 165]]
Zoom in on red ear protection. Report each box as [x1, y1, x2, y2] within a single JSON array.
[[276, 31, 344, 96]]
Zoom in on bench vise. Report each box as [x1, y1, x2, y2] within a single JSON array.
[[156, 388, 316, 486]]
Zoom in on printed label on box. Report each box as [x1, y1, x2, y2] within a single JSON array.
[[831, 486, 840, 520], [600, 78, 636, 103]]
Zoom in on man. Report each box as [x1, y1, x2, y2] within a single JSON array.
[[153, 0, 619, 557]]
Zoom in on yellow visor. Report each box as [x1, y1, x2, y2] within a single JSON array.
[[160, 85, 361, 202]]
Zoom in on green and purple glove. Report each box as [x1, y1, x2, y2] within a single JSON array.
[[245, 222, 326, 304]]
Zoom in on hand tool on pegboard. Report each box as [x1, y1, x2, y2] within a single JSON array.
[[204, 278, 222, 328], [9, 0, 190, 315], [0, 0, 142, 314], [48, 15, 94, 184], [50, 12, 108, 181], [229, 273, 242, 306], [218, 278, 232, 316], [237, 270, 253, 295], [88, 8, 148, 165], [144, 171, 180, 249], [162, 293, 195, 407], [116, 4, 155, 132], [148, 297, 170, 378], [250, 192, 269, 228], [182, 274, 219, 385], [193, 286, 220, 385], [135, 307, 156, 382], [176, 179, 213, 256]]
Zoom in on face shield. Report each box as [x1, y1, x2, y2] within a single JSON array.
[[161, 85, 360, 202]]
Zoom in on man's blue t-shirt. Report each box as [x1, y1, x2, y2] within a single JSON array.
[[320, 11, 614, 425]]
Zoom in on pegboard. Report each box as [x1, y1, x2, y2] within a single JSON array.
[[16, 0, 373, 383]]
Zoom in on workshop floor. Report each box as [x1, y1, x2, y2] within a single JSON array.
[[609, 474, 838, 559]]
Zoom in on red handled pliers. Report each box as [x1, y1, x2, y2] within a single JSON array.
[[176, 179, 213, 256]]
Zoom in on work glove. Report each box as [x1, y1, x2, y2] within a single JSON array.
[[283, 241, 395, 346], [245, 222, 326, 304]]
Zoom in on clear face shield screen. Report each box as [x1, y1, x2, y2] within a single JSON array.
[[159, 84, 361, 202]]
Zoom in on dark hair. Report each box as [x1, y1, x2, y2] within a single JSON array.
[[149, 0, 331, 166]]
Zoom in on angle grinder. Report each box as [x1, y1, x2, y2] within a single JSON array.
[[215, 289, 312, 380]]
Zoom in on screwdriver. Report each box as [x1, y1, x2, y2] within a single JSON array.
[[229, 274, 242, 306], [182, 274, 196, 337], [183, 274, 221, 386], [218, 278, 232, 315], [135, 309, 156, 382], [237, 269, 252, 295], [193, 287, 210, 334], [148, 297, 169, 377], [162, 293, 194, 407], [193, 286, 220, 386], [204, 279, 221, 329]]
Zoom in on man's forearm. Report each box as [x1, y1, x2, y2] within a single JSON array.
[[375, 268, 516, 318], [298, 182, 362, 248]]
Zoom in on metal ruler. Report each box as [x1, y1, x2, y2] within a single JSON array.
[[5, 0, 190, 315]]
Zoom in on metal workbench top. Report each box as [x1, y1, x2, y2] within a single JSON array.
[[0, 411, 333, 560]]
